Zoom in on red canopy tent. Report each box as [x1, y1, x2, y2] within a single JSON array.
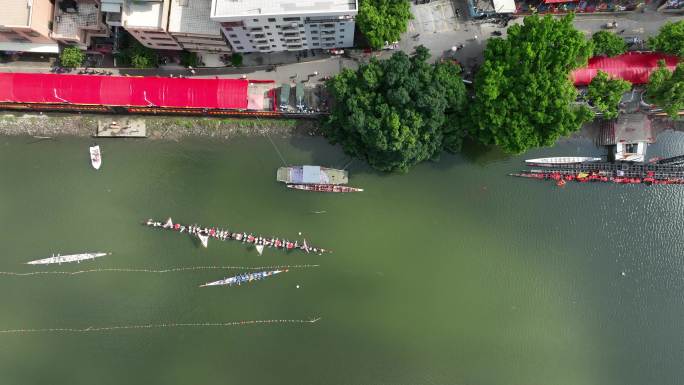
[[0, 73, 252, 110], [571, 52, 680, 85]]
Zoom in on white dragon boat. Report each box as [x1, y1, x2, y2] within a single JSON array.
[[525, 157, 602, 166], [26, 252, 110, 265], [200, 269, 287, 287]]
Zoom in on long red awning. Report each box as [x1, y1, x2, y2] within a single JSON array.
[[572, 52, 680, 85], [0, 73, 253, 109]]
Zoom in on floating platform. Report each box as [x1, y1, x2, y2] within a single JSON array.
[[96, 119, 147, 138]]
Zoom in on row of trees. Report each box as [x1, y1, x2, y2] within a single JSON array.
[[327, 15, 684, 172]]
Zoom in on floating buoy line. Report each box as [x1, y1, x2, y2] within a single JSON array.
[[0, 264, 319, 277], [0, 317, 322, 335]]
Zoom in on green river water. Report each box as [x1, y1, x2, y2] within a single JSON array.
[[1, 132, 684, 385]]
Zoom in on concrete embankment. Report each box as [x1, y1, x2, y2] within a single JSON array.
[[0, 113, 322, 140]]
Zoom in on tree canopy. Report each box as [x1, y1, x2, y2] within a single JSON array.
[[591, 31, 627, 57], [324, 46, 468, 172], [586, 71, 631, 119], [59, 46, 84, 68], [648, 20, 684, 57], [357, 0, 412, 50], [647, 62, 683, 119], [470, 14, 594, 154]]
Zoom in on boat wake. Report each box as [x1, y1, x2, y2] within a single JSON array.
[[0, 317, 322, 335], [0, 264, 319, 277]]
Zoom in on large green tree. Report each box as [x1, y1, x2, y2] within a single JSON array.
[[586, 71, 631, 119], [325, 46, 468, 172], [357, 0, 411, 50], [470, 14, 594, 154], [591, 31, 627, 57], [647, 62, 684, 119], [648, 20, 684, 57]]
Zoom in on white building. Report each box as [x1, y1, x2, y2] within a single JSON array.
[[210, 0, 357, 53]]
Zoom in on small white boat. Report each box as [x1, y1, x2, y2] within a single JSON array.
[[27, 252, 110, 265], [198, 233, 209, 248], [525, 157, 602, 165], [89, 145, 101, 170], [255, 244, 264, 255]]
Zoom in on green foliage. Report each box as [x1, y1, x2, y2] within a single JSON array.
[[470, 14, 594, 154], [180, 51, 199, 67], [357, 0, 412, 50], [115, 39, 158, 68], [648, 20, 684, 57], [59, 46, 84, 68], [130, 42, 157, 69], [325, 46, 468, 172], [647, 62, 684, 119], [591, 31, 627, 57], [230, 53, 243, 67], [586, 71, 631, 119]]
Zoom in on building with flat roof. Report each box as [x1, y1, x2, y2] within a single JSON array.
[[210, 0, 357, 53], [51, 0, 110, 49], [123, 0, 230, 53], [122, 0, 182, 50], [168, 0, 230, 52], [0, 0, 58, 53]]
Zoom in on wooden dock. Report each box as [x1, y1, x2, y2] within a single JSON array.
[[96, 119, 147, 138]]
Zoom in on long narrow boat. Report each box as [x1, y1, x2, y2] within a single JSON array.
[[510, 171, 684, 185], [200, 269, 287, 287], [525, 157, 601, 166], [286, 184, 363, 193], [27, 252, 110, 265], [144, 218, 330, 254]]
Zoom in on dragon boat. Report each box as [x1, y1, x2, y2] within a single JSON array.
[[200, 269, 287, 287], [286, 184, 363, 193], [144, 218, 330, 254]]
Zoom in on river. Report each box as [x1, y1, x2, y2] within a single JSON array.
[[1, 132, 683, 385]]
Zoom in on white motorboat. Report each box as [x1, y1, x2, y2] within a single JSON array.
[[525, 157, 602, 165], [27, 252, 110, 265], [90, 145, 101, 170]]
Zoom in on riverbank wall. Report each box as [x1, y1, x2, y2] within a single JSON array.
[[0, 114, 322, 141]]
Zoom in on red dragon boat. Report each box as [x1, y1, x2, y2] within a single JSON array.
[[286, 184, 364, 192]]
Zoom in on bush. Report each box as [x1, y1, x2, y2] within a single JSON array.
[[180, 51, 199, 67], [591, 31, 627, 57], [114, 37, 158, 69], [60, 46, 84, 68], [230, 53, 243, 67]]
